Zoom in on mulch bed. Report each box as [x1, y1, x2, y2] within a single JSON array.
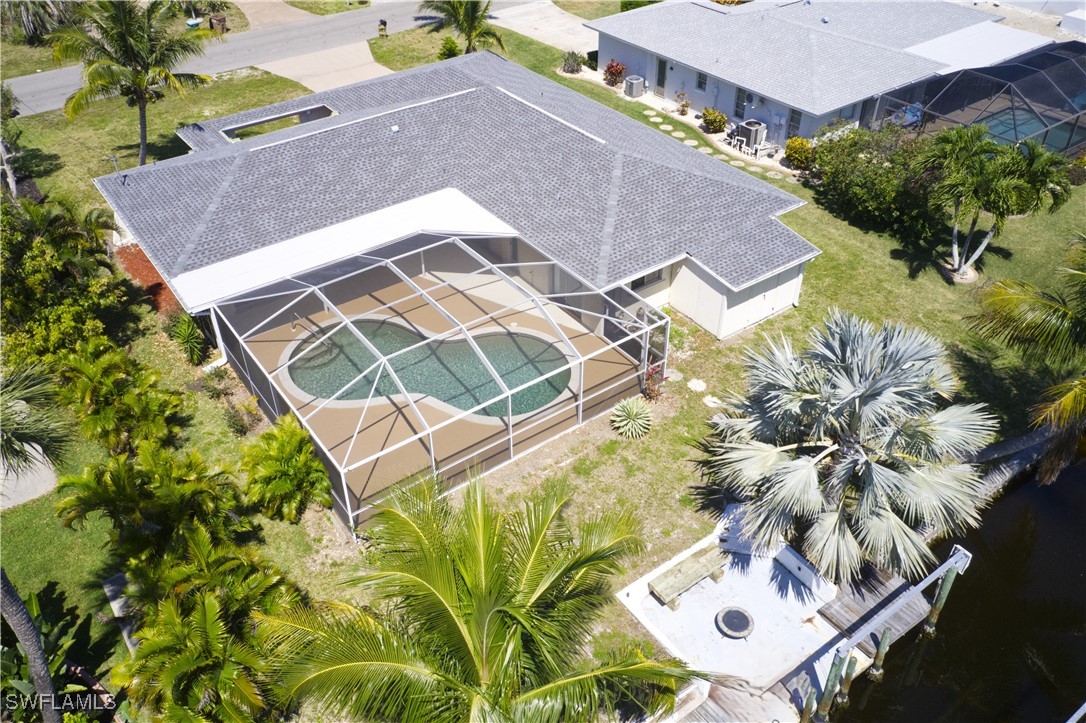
[[113, 244, 182, 316]]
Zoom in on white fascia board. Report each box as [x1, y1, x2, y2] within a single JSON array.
[[907, 22, 1053, 75], [172, 188, 518, 312]]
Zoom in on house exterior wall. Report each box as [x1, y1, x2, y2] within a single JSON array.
[[597, 32, 865, 142], [717, 262, 805, 338]]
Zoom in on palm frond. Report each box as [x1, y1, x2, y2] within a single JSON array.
[[970, 279, 1086, 364]]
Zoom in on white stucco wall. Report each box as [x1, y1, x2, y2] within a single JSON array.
[[717, 262, 805, 338]]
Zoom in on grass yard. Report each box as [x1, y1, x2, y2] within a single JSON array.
[[0, 40, 75, 81], [283, 0, 370, 15], [552, 0, 622, 20], [6, 67, 309, 208]]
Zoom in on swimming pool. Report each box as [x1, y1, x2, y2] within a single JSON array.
[[288, 319, 571, 417], [979, 106, 1048, 141]]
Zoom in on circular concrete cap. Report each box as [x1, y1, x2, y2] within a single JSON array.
[[687, 378, 707, 392], [714, 154, 729, 160], [698, 146, 713, 153], [766, 171, 784, 179], [684, 140, 699, 146], [671, 131, 686, 138], [747, 166, 764, 173], [667, 369, 684, 382], [659, 124, 673, 130], [729, 160, 746, 167], [650, 116, 663, 123], [716, 607, 754, 639], [643, 109, 657, 116], [786, 176, 801, 183]]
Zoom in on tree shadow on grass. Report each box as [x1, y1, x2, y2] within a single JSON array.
[[115, 131, 191, 165], [889, 228, 1013, 281], [11, 146, 63, 181]]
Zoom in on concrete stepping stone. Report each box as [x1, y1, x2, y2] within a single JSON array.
[[687, 378, 707, 393], [659, 124, 673, 130], [684, 140, 699, 146], [671, 131, 686, 138], [730, 160, 746, 167], [667, 369, 684, 382], [698, 146, 713, 153], [787, 176, 801, 183], [766, 171, 784, 179], [747, 166, 764, 173], [650, 116, 663, 123], [715, 154, 729, 160], [643, 109, 657, 116]]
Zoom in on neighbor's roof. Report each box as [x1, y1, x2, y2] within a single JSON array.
[[586, 0, 1049, 115], [94, 52, 817, 307]]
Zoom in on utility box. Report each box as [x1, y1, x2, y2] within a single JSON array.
[[624, 76, 645, 98], [209, 14, 228, 32]]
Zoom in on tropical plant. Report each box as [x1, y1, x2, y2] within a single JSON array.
[[241, 414, 330, 523], [169, 312, 206, 365], [701, 107, 728, 134], [953, 146, 1031, 276], [695, 310, 997, 584], [0, 585, 86, 722], [416, 0, 504, 55], [1, 198, 129, 367], [784, 136, 814, 172], [611, 396, 653, 439], [437, 34, 462, 61], [57, 443, 245, 561], [0, 364, 70, 476], [970, 236, 1086, 482], [1008, 138, 1071, 217], [0, 571, 63, 723], [603, 59, 626, 86], [561, 49, 585, 74], [58, 337, 183, 455], [114, 593, 270, 721], [1, 1, 75, 45], [1, 84, 18, 122], [260, 477, 700, 722], [50, 1, 220, 166]]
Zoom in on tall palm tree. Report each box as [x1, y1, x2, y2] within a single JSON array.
[[50, 1, 219, 166], [0, 364, 69, 476], [242, 414, 330, 523], [970, 236, 1086, 482], [1, 0, 73, 45], [1010, 138, 1071, 218], [0, 570, 61, 723], [956, 147, 1030, 276], [695, 309, 997, 584], [417, 0, 505, 54], [260, 477, 700, 722], [915, 125, 998, 270], [113, 593, 269, 721]]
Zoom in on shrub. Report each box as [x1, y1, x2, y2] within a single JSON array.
[[437, 35, 461, 61], [784, 136, 814, 172], [702, 107, 728, 134], [0, 83, 17, 121], [202, 364, 231, 399], [603, 59, 626, 87], [620, 0, 660, 10], [610, 397, 653, 439], [561, 49, 585, 74], [586, 50, 598, 71], [242, 414, 331, 522], [1070, 153, 1086, 186], [675, 92, 690, 116], [169, 312, 207, 365], [224, 399, 261, 437]]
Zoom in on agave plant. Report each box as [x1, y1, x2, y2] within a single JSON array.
[[169, 313, 206, 365], [695, 309, 997, 584], [611, 397, 653, 439]]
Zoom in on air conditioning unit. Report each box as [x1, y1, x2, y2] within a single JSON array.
[[737, 119, 767, 147], [624, 75, 645, 98]]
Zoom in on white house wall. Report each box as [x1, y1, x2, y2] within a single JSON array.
[[598, 32, 865, 142], [718, 262, 805, 338], [667, 258, 727, 336]]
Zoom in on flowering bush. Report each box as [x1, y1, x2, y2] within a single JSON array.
[[675, 92, 690, 116], [702, 108, 728, 134], [603, 59, 626, 86], [784, 136, 814, 171]]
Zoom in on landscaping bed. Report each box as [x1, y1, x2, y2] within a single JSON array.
[[113, 244, 181, 315]]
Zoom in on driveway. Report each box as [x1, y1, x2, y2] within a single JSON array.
[[489, 1, 598, 54], [232, 0, 313, 31], [258, 40, 392, 91]]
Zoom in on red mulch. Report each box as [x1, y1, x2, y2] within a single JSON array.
[[113, 244, 182, 316]]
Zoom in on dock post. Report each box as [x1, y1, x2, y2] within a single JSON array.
[[816, 653, 845, 721], [923, 567, 958, 638], [835, 656, 858, 708], [800, 690, 817, 723], [867, 629, 891, 682]]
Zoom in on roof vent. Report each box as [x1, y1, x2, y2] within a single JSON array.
[[391, 125, 400, 134], [821, 16, 829, 23]]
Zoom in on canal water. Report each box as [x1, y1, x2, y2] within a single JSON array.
[[842, 462, 1086, 722]]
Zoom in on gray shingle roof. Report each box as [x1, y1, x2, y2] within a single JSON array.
[[95, 52, 817, 295], [586, 1, 996, 115]]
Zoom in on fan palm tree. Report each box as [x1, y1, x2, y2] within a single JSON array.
[[242, 414, 330, 523], [260, 477, 700, 722], [50, 1, 219, 166], [0, 364, 69, 476], [915, 124, 998, 270], [695, 309, 997, 584], [113, 593, 270, 721], [0, 570, 61, 723], [417, 0, 505, 54], [970, 236, 1086, 481]]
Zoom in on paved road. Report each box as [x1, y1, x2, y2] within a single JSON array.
[[8, 0, 526, 115]]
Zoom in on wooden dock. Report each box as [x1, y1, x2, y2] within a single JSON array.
[[817, 566, 931, 657]]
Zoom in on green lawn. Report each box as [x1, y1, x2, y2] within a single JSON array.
[[0, 40, 75, 81], [552, 0, 622, 20], [283, 0, 370, 15], [168, 2, 251, 34], [6, 67, 309, 208]]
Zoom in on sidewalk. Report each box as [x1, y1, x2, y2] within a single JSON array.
[[490, 1, 598, 53]]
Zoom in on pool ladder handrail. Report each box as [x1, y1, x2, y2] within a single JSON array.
[[291, 313, 320, 334]]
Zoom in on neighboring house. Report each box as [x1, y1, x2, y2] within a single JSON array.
[[93, 52, 818, 523], [587, 0, 1054, 144]]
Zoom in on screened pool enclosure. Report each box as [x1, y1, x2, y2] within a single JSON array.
[[877, 41, 1086, 156], [211, 233, 669, 527]]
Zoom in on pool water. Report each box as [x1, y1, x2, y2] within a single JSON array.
[[980, 106, 1048, 141], [289, 320, 571, 417]]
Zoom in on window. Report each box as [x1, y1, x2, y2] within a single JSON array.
[[837, 103, 856, 120], [696, 72, 708, 92], [788, 108, 802, 137], [630, 269, 663, 291], [734, 86, 746, 119]]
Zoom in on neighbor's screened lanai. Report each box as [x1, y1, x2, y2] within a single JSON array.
[[211, 233, 668, 527]]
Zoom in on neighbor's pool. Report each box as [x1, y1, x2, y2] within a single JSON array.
[[288, 319, 571, 417]]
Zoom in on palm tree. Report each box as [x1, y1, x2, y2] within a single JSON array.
[[242, 414, 330, 523], [915, 125, 998, 270], [955, 147, 1030, 276], [0, 570, 61, 723], [113, 593, 269, 721], [417, 0, 505, 54], [1, 1, 73, 45], [260, 477, 700, 722], [1009, 138, 1071, 218], [50, 1, 219, 166], [970, 236, 1086, 482], [695, 309, 997, 584], [0, 364, 69, 476]]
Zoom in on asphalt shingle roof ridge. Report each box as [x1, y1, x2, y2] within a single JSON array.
[[168, 153, 246, 278]]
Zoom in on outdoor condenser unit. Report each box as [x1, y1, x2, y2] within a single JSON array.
[[737, 119, 767, 147], [624, 76, 645, 98]]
